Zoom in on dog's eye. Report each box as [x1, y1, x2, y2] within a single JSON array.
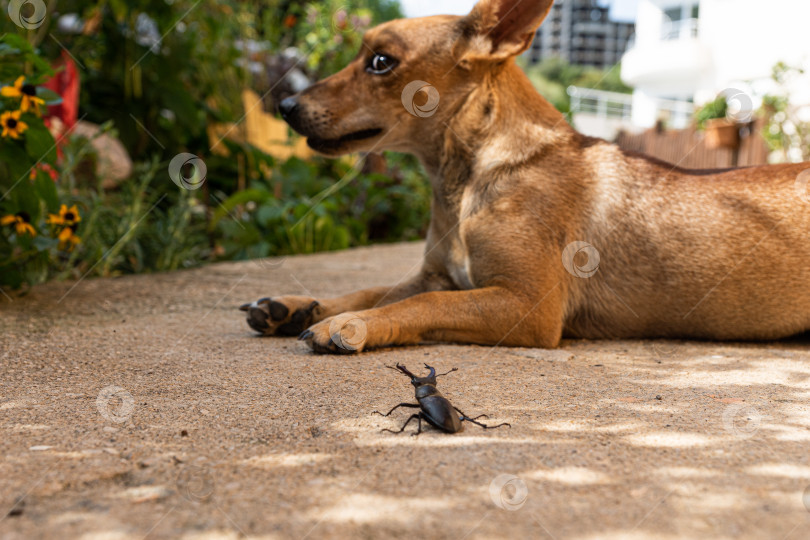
[[366, 53, 398, 75]]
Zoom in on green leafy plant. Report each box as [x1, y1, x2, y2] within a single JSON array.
[[694, 96, 728, 130], [0, 34, 65, 289], [250, 0, 402, 79], [0, 1, 430, 292], [40, 0, 246, 164], [761, 62, 810, 161], [519, 57, 633, 115], [69, 158, 209, 278], [214, 153, 430, 260]]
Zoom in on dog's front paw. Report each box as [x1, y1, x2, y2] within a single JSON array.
[[299, 312, 368, 354], [239, 296, 321, 336]]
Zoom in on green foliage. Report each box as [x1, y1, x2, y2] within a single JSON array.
[[0, 1, 429, 291], [215, 152, 430, 260], [0, 34, 61, 289], [694, 96, 728, 130], [249, 0, 403, 78], [575, 65, 632, 94], [519, 57, 632, 114], [522, 68, 571, 114], [761, 62, 810, 161], [70, 158, 210, 278], [38, 0, 246, 162]]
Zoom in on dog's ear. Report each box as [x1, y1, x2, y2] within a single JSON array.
[[459, 0, 554, 61]]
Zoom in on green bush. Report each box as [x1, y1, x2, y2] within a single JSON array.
[[0, 1, 431, 291], [214, 152, 430, 260], [694, 96, 728, 130], [255, 0, 402, 79], [0, 34, 63, 288], [519, 57, 633, 115], [39, 0, 246, 163], [68, 158, 210, 278], [761, 62, 810, 161]]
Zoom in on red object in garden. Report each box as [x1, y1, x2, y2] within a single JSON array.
[[43, 51, 80, 132]]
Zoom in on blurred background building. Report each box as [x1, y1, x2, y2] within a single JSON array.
[[403, 0, 810, 161], [622, 0, 810, 130], [527, 0, 634, 69]]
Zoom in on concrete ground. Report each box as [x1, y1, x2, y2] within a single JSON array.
[[1, 242, 810, 540]]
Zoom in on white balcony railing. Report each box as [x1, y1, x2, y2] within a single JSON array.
[[652, 97, 695, 129], [661, 18, 699, 41], [568, 86, 695, 130], [568, 86, 633, 121]]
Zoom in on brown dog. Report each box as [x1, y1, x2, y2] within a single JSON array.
[[240, 0, 810, 354]]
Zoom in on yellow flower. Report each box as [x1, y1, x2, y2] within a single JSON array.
[[57, 225, 81, 251], [47, 204, 81, 226], [1, 212, 37, 237], [1, 76, 45, 115], [47, 205, 81, 250], [0, 110, 28, 139]]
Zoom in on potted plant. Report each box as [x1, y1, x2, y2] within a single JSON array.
[[695, 96, 739, 149]]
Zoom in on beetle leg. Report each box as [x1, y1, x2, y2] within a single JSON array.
[[410, 414, 423, 437], [373, 403, 420, 417], [460, 416, 511, 430], [453, 407, 488, 421], [435, 367, 458, 378], [381, 413, 421, 435]]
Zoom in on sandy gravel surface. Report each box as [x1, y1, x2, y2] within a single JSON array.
[[1, 241, 810, 540]]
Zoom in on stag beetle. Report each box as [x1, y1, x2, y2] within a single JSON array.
[[374, 363, 511, 436]]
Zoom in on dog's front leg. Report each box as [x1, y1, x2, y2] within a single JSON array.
[[299, 284, 565, 354], [240, 271, 450, 337]]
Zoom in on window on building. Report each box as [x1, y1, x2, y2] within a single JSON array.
[[662, 3, 699, 40], [664, 7, 682, 22], [665, 3, 700, 22]]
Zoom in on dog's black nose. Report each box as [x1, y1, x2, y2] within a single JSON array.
[[278, 96, 299, 121]]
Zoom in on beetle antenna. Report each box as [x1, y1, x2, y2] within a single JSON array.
[[435, 367, 458, 378]]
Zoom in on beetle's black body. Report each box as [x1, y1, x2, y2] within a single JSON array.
[[374, 364, 510, 436], [416, 384, 463, 432]]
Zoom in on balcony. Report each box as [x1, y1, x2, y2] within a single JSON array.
[[621, 18, 711, 98], [568, 87, 633, 122], [661, 18, 699, 41], [567, 86, 695, 137]]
